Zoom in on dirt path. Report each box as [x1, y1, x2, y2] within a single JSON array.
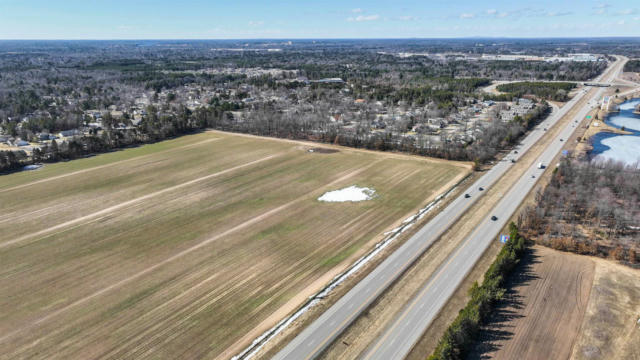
[[470, 246, 594, 360]]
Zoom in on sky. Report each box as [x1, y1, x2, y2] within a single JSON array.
[[0, 0, 639, 39]]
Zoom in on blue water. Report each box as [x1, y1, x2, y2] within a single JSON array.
[[591, 98, 640, 166]]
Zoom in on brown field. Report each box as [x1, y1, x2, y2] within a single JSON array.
[[571, 258, 640, 360], [0, 131, 469, 359], [470, 246, 595, 360]]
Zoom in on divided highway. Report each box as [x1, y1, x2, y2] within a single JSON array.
[[361, 58, 626, 360], [272, 58, 624, 360]]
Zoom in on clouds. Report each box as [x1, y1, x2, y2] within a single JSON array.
[[459, 13, 475, 19], [593, 3, 611, 14], [616, 8, 637, 15], [592, 3, 638, 17], [396, 15, 418, 21], [347, 14, 380, 22], [546, 11, 573, 17]]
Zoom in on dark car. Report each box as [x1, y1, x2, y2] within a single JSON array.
[[511, 159, 516, 163], [560, 138, 564, 141], [491, 215, 498, 221], [479, 187, 484, 191], [464, 193, 471, 198], [514, 150, 518, 154]]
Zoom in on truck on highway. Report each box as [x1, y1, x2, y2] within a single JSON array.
[[538, 162, 545, 169]]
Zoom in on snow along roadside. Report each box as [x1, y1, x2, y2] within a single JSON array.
[[232, 175, 469, 360]]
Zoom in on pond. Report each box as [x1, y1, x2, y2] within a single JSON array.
[[591, 98, 640, 167]]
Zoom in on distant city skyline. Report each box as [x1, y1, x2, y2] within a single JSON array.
[[1, 0, 639, 39]]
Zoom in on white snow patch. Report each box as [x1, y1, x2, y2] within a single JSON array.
[[593, 135, 640, 166], [232, 178, 467, 360], [618, 99, 640, 111], [318, 186, 375, 202]]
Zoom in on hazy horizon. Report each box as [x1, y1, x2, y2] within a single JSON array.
[[1, 0, 639, 40]]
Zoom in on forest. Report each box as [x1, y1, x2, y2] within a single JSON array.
[[519, 158, 640, 265], [496, 81, 576, 101]]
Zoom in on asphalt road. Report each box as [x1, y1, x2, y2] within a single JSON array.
[[271, 58, 624, 360], [359, 58, 627, 360]]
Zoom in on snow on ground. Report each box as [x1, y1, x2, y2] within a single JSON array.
[[592, 135, 640, 166], [608, 99, 640, 132], [318, 186, 375, 202], [618, 99, 640, 111], [592, 98, 640, 166]]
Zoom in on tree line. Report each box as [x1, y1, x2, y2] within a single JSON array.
[[428, 223, 527, 360]]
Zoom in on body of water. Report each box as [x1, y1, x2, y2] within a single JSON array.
[[591, 98, 640, 167]]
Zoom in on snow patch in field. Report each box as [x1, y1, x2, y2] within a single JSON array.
[[232, 177, 469, 360], [318, 186, 375, 202]]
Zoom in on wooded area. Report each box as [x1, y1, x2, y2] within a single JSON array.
[[519, 159, 640, 265], [496, 81, 576, 101], [623, 59, 640, 73]]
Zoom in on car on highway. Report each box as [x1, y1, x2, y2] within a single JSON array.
[[560, 138, 564, 141], [464, 193, 471, 198], [491, 215, 498, 221], [511, 159, 516, 163], [478, 187, 484, 191]]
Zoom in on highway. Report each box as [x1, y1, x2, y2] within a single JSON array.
[[360, 57, 628, 360], [271, 57, 625, 360]]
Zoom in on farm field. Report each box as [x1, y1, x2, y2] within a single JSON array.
[[571, 257, 640, 360], [470, 246, 595, 360], [0, 131, 470, 359], [470, 245, 640, 360]]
